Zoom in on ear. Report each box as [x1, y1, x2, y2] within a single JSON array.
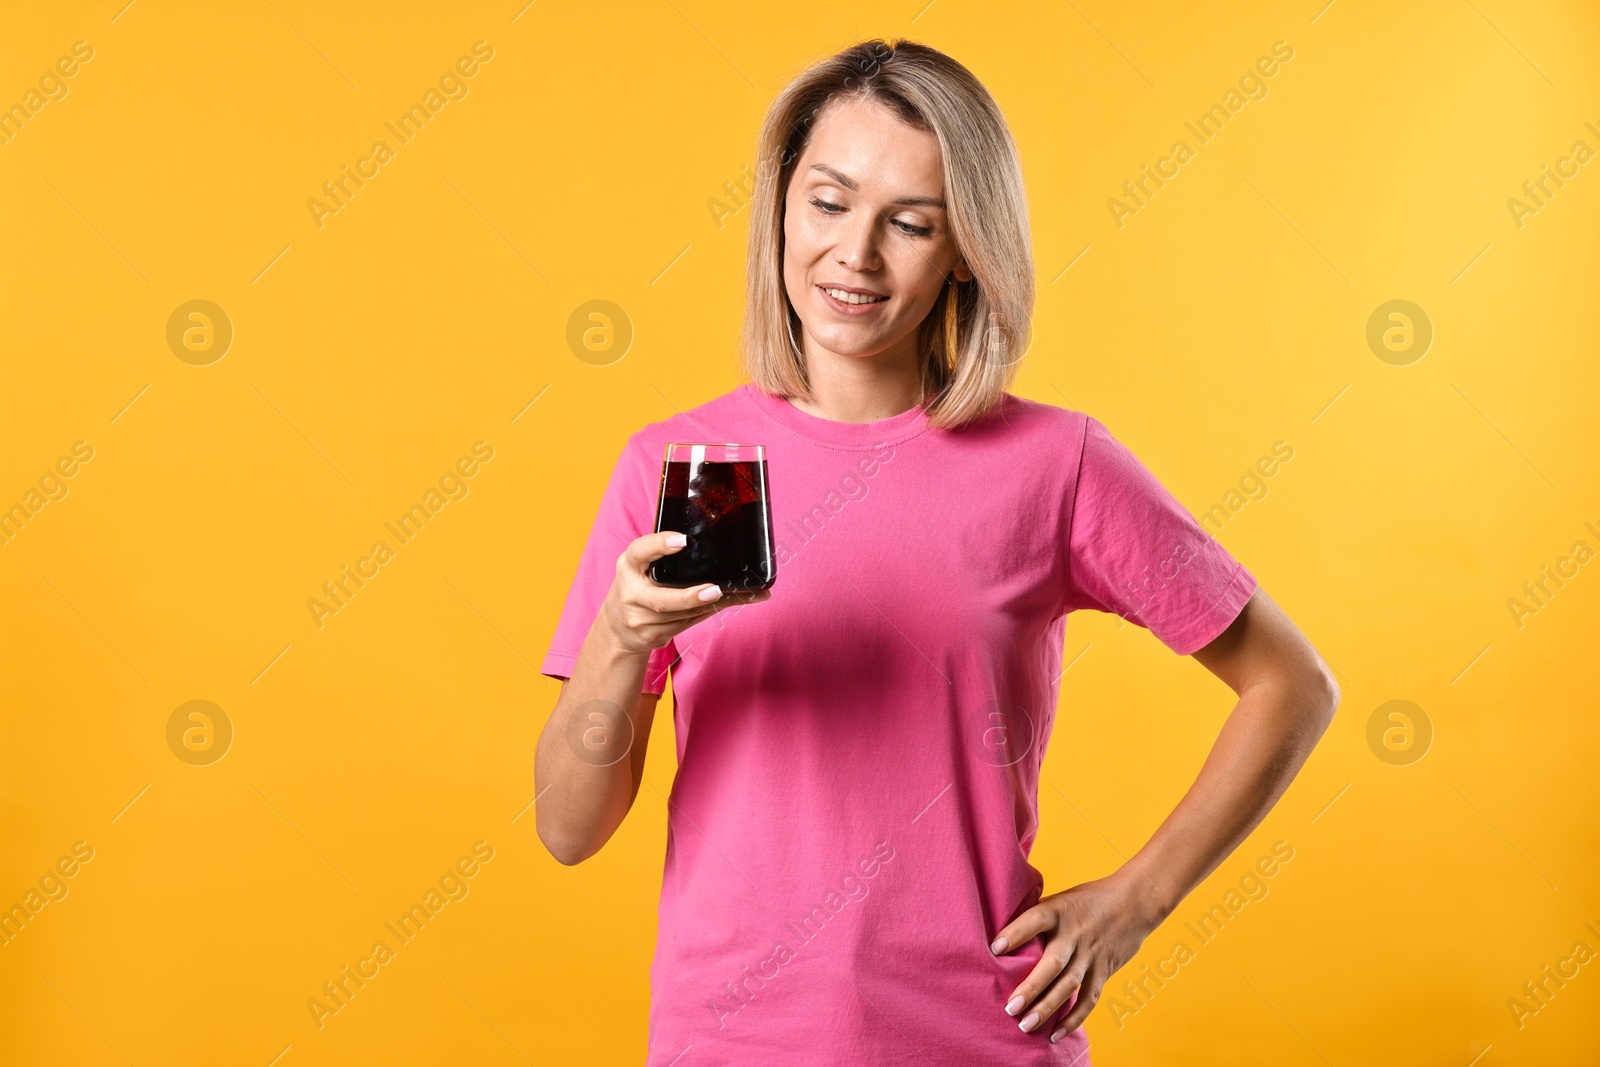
[[953, 261, 973, 284]]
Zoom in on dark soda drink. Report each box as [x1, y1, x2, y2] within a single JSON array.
[[650, 443, 776, 591]]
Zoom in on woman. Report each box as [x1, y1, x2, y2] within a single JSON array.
[[535, 38, 1339, 1064]]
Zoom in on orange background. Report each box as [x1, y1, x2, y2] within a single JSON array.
[[2, 1, 1597, 1063]]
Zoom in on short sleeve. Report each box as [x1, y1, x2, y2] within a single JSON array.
[[540, 432, 675, 694], [1064, 416, 1257, 656]]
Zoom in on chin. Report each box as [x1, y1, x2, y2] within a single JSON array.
[[814, 336, 892, 360], [813, 320, 891, 348]]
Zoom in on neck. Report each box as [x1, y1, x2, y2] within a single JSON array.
[[789, 333, 925, 423]]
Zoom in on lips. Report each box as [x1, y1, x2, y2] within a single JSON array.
[[818, 285, 889, 311]]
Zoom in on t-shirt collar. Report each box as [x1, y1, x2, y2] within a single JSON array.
[[740, 382, 931, 450]]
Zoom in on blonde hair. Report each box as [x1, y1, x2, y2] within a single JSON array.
[[740, 39, 1034, 430]]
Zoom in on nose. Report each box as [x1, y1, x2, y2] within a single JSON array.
[[835, 208, 881, 273]]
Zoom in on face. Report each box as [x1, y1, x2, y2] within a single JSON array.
[[782, 95, 971, 367]]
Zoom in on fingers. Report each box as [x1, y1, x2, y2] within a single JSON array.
[[625, 530, 691, 569], [713, 588, 772, 608], [616, 538, 717, 614], [1006, 941, 1079, 1032], [1048, 963, 1103, 1041], [652, 588, 771, 621], [993, 904, 1073, 1034], [635, 580, 725, 615], [992, 904, 1107, 1039], [1023, 952, 1088, 1035], [649, 600, 722, 622], [990, 903, 1057, 958], [611, 531, 774, 649]]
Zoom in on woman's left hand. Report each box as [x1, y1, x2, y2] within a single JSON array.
[[989, 867, 1165, 1042]]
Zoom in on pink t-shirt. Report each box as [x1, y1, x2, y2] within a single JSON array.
[[541, 383, 1257, 1065]]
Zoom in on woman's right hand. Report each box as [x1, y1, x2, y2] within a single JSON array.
[[601, 531, 772, 654]]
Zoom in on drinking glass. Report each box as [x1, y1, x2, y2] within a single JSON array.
[[650, 443, 776, 591]]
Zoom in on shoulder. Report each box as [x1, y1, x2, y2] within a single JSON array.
[[961, 396, 1155, 493], [961, 391, 1099, 450]]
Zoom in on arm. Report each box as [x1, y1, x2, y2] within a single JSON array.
[[533, 626, 663, 867], [990, 587, 1339, 1041], [1122, 585, 1339, 922], [534, 531, 770, 866]]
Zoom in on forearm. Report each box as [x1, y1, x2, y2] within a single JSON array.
[[1119, 667, 1337, 923], [534, 609, 657, 865]]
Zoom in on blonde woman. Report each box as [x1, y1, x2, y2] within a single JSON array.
[[536, 38, 1338, 1064]]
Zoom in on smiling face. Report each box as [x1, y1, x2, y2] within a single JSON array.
[[782, 95, 971, 371]]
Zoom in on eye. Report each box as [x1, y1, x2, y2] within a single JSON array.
[[809, 196, 933, 237]]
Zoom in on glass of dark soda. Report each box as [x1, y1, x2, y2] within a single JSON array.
[[650, 443, 776, 591]]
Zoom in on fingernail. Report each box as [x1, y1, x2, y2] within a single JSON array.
[[1018, 1011, 1039, 1032], [1050, 1028, 1067, 1043], [990, 936, 1008, 954], [697, 586, 722, 602], [1004, 995, 1024, 1016], [665, 533, 686, 547]]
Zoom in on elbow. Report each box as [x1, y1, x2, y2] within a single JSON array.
[[1310, 661, 1341, 736], [538, 826, 593, 867], [534, 799, 585, 870], [535, 811, 597, 867]]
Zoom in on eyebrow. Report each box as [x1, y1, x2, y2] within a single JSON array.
[[808, 163, 946, 208]]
